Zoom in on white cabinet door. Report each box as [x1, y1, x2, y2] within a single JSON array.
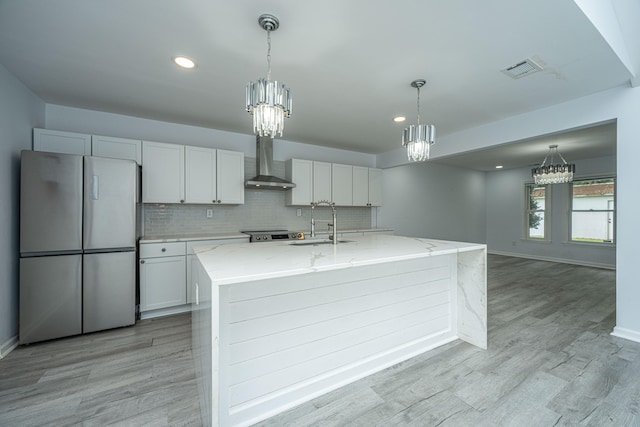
[[332, 163, 353, 206], [185, 146, 217, 204], [216, 149, 245, 204], [368, 168, 383, 206], [33, 128, 91, 155], [313, 161, 332, 203], [285, 159, 313, 206], [142, 141, 185, 203], [352, 166, 369, 206], [91, 135, 142, 164], [139, 255, 186, 311]]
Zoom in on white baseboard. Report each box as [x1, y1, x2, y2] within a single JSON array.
[[611, 327, 640, 344], [140, 304, 191, 320], [0, 335, 18, 359], [487, 250, 615, 270]]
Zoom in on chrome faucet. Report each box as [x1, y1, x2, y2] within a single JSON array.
[[310, 200, 338, 244]]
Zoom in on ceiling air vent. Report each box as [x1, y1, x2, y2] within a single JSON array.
[[501, 58, 543, 79]]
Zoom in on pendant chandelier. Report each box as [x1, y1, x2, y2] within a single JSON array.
[[401, 79, 435, 162], [246, 14, 292, 138], [531, 144, 576, 184]]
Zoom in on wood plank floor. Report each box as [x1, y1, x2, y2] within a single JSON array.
[[2, 255, 640, 426]]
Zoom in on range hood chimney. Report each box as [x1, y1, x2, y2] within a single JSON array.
[[245, 135, 296, 190]]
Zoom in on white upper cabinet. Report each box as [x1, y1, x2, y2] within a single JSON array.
[[288, 159, 383, 207], [368, 168, 383, 206], [166, 145, 244, 205], [285, 159, 313, 206], [313, 161, 332, 203], [352, 166, 370, 206], [92, 135, 142, 164], [142, 141, 185, 203], [332, 163, 353, 206], [216, 149, 244, 204], [33, 128, 91, 155], [351, 166, 383, 207], [33, 129, 142, 162], [185, 146, 217, 204]]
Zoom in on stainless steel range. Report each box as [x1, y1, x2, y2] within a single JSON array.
[[242, 230, 306, 243]]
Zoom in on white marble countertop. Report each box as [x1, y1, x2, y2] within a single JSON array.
[[195, 234, 486, 286], [139, 228, 394, 243]]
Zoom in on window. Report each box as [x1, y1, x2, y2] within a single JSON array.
[[525, 183, 549, 240], [570, 177, 615, 244]]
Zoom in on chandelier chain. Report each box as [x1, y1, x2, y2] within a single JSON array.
[[266, 29, 272, 80], [416, 86, 421, 125]]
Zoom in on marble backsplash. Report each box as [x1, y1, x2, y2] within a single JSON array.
[[143, 158, 374, 236]]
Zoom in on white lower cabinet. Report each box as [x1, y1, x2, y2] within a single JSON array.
[[140, 255, 186, 311], [140, 237, 249, 318], [139, 242, 187, 313]]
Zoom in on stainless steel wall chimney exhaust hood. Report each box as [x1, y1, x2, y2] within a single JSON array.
[[245, 135, 296, 190]]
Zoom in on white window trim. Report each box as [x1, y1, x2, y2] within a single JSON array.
[[568, 176, 616, 246], [524, 182, 551, 242]]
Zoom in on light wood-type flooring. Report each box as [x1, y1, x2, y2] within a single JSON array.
[[2, 255, 640, 426]]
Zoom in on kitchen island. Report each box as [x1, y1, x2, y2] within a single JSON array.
[[191, 234, 486, 427]]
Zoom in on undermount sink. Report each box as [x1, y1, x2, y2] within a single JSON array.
[[288, 240, 354, 246]]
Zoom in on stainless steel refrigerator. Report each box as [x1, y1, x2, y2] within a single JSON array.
[[19, 150, 137, 344]]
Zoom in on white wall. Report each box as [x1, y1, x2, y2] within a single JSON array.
[[0, 64, 45, 356], [380, 162, 486, 243], [486, 155, 616, 269], [378, 83, 640, 342], [45, 105, 376, 167]]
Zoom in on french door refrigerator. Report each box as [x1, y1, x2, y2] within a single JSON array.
[[20, 150, 137, 344]]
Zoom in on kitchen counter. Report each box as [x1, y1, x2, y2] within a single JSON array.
[[139, 228, 393, 243], [191, 234, 486, 426], [195, 234, 481, 286], [139, 232, 249, 243]]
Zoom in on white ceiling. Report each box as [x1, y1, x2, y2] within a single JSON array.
[[432, 121, 617, 171], [0, 0, 633, 167]]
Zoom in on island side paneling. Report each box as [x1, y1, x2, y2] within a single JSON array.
[[204, 254, 460, 426]]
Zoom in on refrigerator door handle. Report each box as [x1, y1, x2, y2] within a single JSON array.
[[91, 175, 99, 200]]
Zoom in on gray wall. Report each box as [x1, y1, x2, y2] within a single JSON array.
[[485, 155, 616, 268], [0, 64, 45, 355], [380, 162, 486, 243]]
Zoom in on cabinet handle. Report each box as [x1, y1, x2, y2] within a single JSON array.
[[161, 248, 166, 252], [140, 259, 145, 264], [217, 200, 221, 204], [180, 199, 185, 203]]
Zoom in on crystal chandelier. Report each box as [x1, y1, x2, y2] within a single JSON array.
[[401, 79, 435, 162], [531, 144, 576, 184], [246, 14, 292, 138]]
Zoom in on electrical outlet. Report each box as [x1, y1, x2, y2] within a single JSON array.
[[296, 208, 302, 217], [206, 208, 213, 218]]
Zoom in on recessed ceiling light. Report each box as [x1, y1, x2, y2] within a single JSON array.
[[173, 56, 196, 69], [495, 165, 504, 169], [393, 116, 406, 123]]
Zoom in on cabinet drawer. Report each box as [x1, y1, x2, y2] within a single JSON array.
[[140, 242, 186, 258]]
